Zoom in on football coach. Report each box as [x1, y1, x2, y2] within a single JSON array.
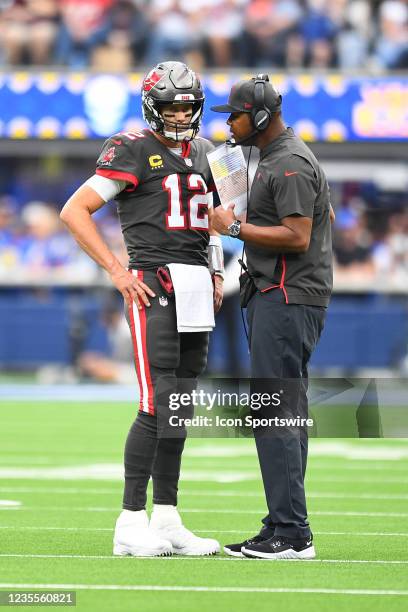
[[211, 75, 333, 560]]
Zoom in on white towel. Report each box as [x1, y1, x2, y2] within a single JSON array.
[[167, 264, 215, 333]]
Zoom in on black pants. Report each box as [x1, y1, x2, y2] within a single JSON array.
[[123, 270, 209, 511], [246, 289, 326, 540]]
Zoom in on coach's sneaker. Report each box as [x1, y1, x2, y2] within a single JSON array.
[[224, 533, 268, 558], [242, 534, 315, 560], [150, 505, 220, 556], [113, 509, 172, 557]]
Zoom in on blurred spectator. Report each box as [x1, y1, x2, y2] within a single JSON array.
[[300, 0, 338, 68], [202, 0, 246, 67], [333, 208, 375, 281], [336, 0, 372, 69], [0, 0, 59, 65], [0, 0, 406, 69], [91, 0, 149, 71], [0, 197, 15, 245], [19, 201, 77, 270], [145, 0, 204, 68], [77, 305, 134, 383], [241, 0, 303, 67], [373, 0, 408, 69], [373, 211, 408, 288], [55, 0, 114, 67], [0, 201, 96, 281], [0, 197, 20, 274]]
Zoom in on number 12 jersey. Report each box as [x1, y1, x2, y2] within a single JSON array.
[[96, 129, 216, 270]]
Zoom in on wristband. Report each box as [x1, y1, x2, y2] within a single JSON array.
[[208, 235, 224, 279]]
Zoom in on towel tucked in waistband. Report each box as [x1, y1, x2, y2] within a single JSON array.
[[167, 263, 215, 333]]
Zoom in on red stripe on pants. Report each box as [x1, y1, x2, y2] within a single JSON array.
[[128, 270, 154, 414]]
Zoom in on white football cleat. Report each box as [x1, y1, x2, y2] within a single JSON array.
[[150, 505, 220, 556], [113, 509, 172, 557]]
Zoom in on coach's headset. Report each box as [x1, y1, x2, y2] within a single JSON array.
[[227, 74, 282, 146], [252, 74, 273, 131]]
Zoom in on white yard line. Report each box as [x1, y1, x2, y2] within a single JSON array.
[[0, 487, 407, 500], [0, 526, 408, 537], [2, 507, 408, 517], [0, 582, 407, 596], [1, 459, 408, 484], [0, 556, 407, 566], [311, 476, 408, 484]]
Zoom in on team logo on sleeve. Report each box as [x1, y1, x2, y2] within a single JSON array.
[[100, 146, 116, 166]]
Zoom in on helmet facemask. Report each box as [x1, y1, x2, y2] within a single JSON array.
[[161, 101, 203, 142]]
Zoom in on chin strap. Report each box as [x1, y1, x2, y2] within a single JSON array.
[[163, 128, 194, 142]]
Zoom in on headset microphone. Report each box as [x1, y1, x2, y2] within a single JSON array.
[[226, 128, 259, 147]]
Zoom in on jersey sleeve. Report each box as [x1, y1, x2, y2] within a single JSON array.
[[269, 154, 317, 220], [95, 135, 140, 192]]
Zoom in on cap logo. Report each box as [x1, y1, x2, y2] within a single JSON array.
[[244, 102, 253, 109]]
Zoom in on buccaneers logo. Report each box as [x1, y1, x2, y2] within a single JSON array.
[[101, 146, 116, 165], [143, 71, 164, 92]]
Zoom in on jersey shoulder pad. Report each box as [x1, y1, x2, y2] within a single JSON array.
[[95, 132, 147, 189]]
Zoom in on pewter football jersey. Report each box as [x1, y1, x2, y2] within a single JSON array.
[[96, 129, 216, 269]]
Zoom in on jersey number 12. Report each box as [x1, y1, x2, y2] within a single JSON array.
[[163, 173, 209, 231]]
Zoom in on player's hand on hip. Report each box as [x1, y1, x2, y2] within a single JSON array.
[[213, 274, 224, 314], [110, 268, 156, 310]]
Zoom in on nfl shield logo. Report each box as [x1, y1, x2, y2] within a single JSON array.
[[159, 296, 168, 307], [185, 158, 192, 167]]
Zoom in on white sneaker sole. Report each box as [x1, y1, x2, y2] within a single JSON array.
[[113, 543, 172, 557], [223, 546, 244, 558], [242, 545, 316, 560], [172, 546, 220, 556]]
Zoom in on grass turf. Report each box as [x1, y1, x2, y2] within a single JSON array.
[[0, 401, 407, 612]]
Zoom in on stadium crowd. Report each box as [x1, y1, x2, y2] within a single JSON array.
[[0, 0, 407, 71]]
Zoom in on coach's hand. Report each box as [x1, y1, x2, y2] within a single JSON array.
[[110, 266, 155, 310], [212, 204, 236, 235], [213, 274, 224, 314]]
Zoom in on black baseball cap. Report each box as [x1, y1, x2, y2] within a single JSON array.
[[211, 77, 282, 114]]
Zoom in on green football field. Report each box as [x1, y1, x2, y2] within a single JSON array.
[[0, 401, 408, 612]]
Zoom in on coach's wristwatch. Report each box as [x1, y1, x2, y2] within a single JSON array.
[[228, 219, 241, 238]]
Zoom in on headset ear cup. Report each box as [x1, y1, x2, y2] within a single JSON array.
[[253, 109, 270, 131]]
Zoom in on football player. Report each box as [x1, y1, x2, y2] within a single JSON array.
[[60, 62, 224, 557]]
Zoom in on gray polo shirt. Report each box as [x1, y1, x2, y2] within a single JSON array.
[[246, 128, 333, 307]]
